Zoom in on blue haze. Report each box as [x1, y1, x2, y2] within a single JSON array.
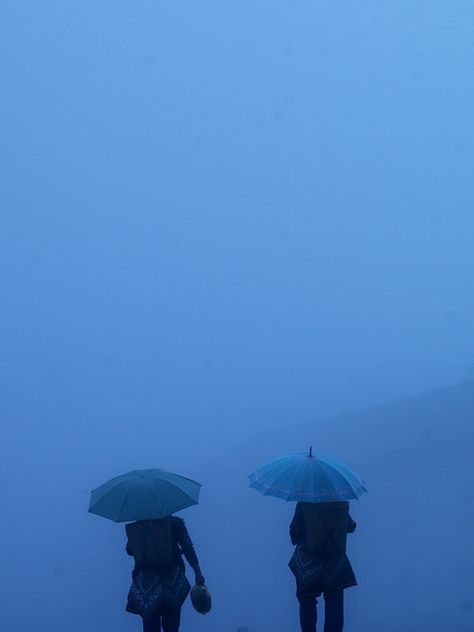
[[1, 2, 473, 631]]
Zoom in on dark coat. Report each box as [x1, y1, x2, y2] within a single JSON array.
[[126, 516, 199, 576], [289, 502, 357, 596], [125, 517, 199, 617]]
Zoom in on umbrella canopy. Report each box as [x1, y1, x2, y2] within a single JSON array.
[[248, 448, 367, 503], [88, 468, 201, 522]]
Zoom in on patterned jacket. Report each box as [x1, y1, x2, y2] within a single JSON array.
[[289, 502, 357, 595]]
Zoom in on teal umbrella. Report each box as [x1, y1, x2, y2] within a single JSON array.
[[88, 468, 201, 522], [248, 448, 367, 503]]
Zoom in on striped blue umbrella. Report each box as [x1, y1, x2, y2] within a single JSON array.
[[88, 468, 201, 522], [248, 448, 367, 503]]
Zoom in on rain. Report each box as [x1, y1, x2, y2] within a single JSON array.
[[1, 2, 473, 631]]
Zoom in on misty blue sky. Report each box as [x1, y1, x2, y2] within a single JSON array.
[[1, 2, 474, 632], [2, 2, 473, 456], [1, 0, 474, 482]]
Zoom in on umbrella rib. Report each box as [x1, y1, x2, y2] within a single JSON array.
[[89, 480, 130, 516], [317, 461, 356, 500], [116, 479, 135, 522], [254, 460, 298, 491], [280, 462, 305, 500], [149, 478, 197, 519], [294, 460, 322, 501], [146, 479, 166, 518]]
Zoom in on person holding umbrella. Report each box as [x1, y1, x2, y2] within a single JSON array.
[[248, 447, 366, 632], [89, 468, 210, 632]]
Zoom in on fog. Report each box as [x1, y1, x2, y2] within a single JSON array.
[[1, 1, 473, 631]]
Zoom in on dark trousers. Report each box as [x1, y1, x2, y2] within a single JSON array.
[[298, 590, 344, 632], [142, 607, 181, 632]]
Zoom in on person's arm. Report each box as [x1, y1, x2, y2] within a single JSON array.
[[289, 502, 305, 545], [176, 519, 205, 585], [125, 534, 138, 578], [347, 514, 357, 534]]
